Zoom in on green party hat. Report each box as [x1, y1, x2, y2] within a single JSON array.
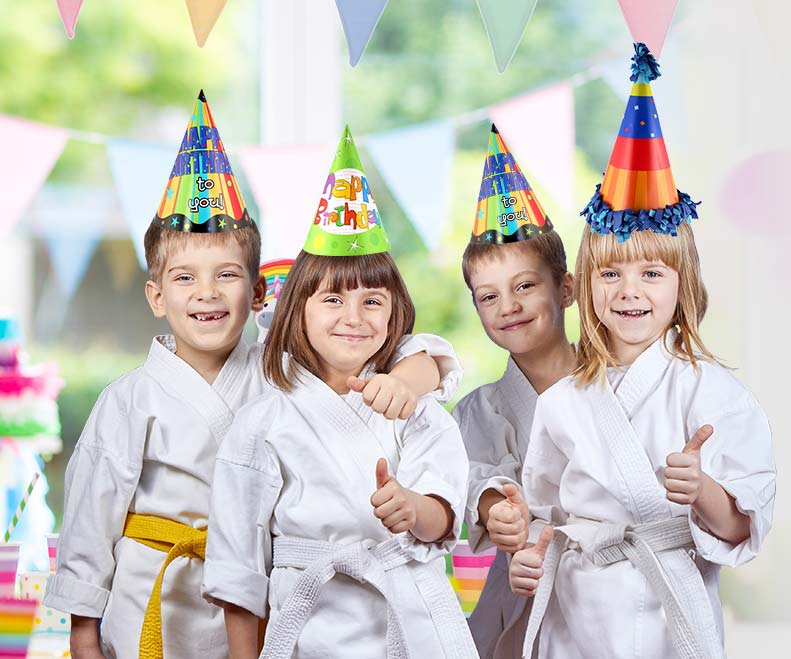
[[303, 125, 389, 256]]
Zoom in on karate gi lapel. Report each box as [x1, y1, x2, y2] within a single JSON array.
[[499, 358, 539, 440], [144, 336, 235, 443]]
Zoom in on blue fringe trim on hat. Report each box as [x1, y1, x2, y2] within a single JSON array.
[[580, 184, 700, 242], [630, 43, 661, 83]]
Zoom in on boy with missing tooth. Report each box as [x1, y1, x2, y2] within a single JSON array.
[[44, 92, 462, 659]]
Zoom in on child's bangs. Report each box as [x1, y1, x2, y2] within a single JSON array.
[[306, 253, 400, 295], [586, 226, 685, 272]]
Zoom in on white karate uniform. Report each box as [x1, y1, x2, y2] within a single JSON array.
[[44, 334, 460, 659], [202, 362, 478, 659], [521, 336, 775, 659], [452, 358, 538, 659]]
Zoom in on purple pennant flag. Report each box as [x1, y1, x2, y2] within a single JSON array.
[[335, 0, 389, 66]]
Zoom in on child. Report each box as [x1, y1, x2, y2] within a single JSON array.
[[510, 45, 775, 659], [452, 125, 575, 659], [42, 97, 462, 659], [201, 127, 478, 659]]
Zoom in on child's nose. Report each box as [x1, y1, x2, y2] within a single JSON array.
[[501, 294, 521, 314], [196, 279, 220, 300], [342, 304, 363, 325]]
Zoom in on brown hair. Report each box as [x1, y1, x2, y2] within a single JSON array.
[[143, 222, 261, 283], [263, 251, 416, 391], [461, 231, 568, 293], [573, 222, 717, 387]]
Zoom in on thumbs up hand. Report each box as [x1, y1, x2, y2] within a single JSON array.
[[664, 424, 714, 505], [371, 458, 418, 534], [486, 484, 531, 553], [509, 525, 554, 597]]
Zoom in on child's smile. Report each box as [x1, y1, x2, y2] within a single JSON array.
[[592, 259, 679, 365]]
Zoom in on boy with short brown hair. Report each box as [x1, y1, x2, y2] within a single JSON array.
[[452, 125, 576, 659]]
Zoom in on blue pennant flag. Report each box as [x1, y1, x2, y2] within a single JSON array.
[[335, 0, 389, 66]]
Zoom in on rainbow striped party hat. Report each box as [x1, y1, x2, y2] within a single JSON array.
[[153, 90, 253, 233], [581, 43, 699, 242], [470, 124, 554, 244], [303, 126, 389, 256]]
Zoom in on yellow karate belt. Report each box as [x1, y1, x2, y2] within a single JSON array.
[[123, 513, 207, 659]]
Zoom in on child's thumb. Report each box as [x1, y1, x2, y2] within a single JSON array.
[[683, 424, 714, 454], [503, 483, 526, 507], [375, 458, 391, 489], [347, 376, 367, 392], [534, 525, 554, 560]]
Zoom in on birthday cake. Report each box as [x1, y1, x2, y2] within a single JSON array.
[[0, 318, 62, 455]]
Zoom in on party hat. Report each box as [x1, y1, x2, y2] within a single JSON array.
[[470, 124, 554, 244], [153, 90, 253, 233], [581, 43, 699, 241], [303, 126, 389, 255]]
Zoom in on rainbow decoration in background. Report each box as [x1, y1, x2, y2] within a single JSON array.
[[446, 528, 497, 617], [471, 124, 553, 245], [255, 259, 295, 342], [154, 90, 253, 234], [258, 259, 294, 305], [0, 596, 37, 658]]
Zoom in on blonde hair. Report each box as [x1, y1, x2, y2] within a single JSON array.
[[573, 222, 717, 386], [263, 251, 416, 391]]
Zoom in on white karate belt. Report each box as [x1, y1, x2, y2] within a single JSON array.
[[261, 535, 476, 659], [523, 517, 724, 659]]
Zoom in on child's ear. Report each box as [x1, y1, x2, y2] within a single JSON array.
[[145, 280, 167, 318], [560, 272, 575, 308], [251, 275, 267, 312]]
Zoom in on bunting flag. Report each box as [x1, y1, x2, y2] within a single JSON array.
[[104, 240, 140, 290], [55, 0, 85, 39], [488, 82, 575, 208], [0, 115, 67, 239], [185, 0, 228, 48], [335, 0, 389, 66], [43, 234, 101, 303], [106, 139, 175, 269], [365, 120, 455, 252], [477, 0, 538, 73], [616, 0, 678, 59], [238, 144, 329, 260]]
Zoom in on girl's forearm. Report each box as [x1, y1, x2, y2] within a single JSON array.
[[223, 602, 262, 659], [390, 351, 440, 397], [692, 474, 751, 545], [409, 491, 454, 543]]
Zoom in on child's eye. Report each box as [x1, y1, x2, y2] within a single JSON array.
[[517, 282, 535, 292], [323, 296, 342, 304], [478, 293, 497, 304], [364, 298, 382, 306], [600, 271, 618, 279], [174, 274, 194, 282], [644, 270, 662, 279], [219, 271, 239, 279]]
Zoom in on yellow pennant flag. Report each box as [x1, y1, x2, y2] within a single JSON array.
[[185, 0, 228, 48]]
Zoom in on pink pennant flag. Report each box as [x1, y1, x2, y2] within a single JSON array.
[[616, 0, 678, 59], [488, 82, 575, 209], [0, 115, 68, 238], [55, 0, 85, 39], [238, 144, 330, 260]]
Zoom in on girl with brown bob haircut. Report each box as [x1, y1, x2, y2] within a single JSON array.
[[262, 251, 416, 391]]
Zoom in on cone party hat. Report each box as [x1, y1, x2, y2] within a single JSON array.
[[303, 126, 389, 256], [581, 43, 699, 242], [153, 90, 253, 233], [470, 124, 554, 244]]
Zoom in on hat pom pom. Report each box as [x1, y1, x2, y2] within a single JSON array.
[[630, 42, 661, 83]]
